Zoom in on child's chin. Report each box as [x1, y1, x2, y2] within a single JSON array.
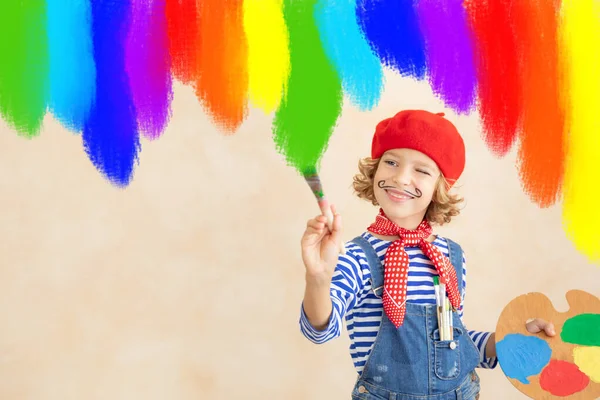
[[381, 206, 410, 218], [381, 206, 427, 222]]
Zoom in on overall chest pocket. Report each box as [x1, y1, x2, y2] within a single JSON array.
[[432, 327, 465, 380]]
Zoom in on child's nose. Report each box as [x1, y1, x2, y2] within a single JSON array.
[[392, 166, 412, 186]]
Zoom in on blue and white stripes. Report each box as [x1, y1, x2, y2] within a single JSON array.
[[299, 232, 498, 375]]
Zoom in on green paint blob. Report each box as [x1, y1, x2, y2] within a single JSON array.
[[273, 0, 343, 174], [0, 1, 49, 137], [561, 313, 600, 346]]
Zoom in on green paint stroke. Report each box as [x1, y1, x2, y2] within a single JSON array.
[[273, 0, 342, 174], [0, 1, 49, 137], [561, 313, 600, 347]]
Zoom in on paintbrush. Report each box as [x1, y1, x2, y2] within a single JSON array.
[[303, 167, 345, 255], [433, 276, 444, 339]]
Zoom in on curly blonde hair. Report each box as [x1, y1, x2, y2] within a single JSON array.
[[352, 157, 463, 225]]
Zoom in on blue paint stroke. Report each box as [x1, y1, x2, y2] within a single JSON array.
[[356, 0, 426, 79], [84, 0, 140, 187], [314, 0, 383, 111], [47, 0, 96, 132], [496, 333, 552, 384]]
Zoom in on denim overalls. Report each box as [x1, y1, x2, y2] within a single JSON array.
[[349, 236, 481, 400]]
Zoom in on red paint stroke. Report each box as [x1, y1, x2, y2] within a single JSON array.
[[196, 0, 248, 133], [464, 0, 522, 156], [166, 0, 198, 84], [512, 0, 565, 208], [540, 360, 589, 397]]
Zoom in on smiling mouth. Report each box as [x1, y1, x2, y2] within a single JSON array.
[[378, 180, 422, 200], [385, 189, 415, 201]]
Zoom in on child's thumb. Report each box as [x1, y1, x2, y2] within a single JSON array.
[[331, 210, 342, 236], [329, 208, 345, 255]]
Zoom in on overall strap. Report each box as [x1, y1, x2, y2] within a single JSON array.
[[445, 238, 464, 297], [351, 236, 384, 298]]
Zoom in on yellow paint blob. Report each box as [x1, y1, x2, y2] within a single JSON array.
[[573, 346, 600, 383], [242, 0, 290, 113]]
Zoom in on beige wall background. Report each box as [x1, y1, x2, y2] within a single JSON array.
[[0, 72, 598, 400]]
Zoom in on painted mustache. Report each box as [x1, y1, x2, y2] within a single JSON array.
[[377, 180, 422, 198]]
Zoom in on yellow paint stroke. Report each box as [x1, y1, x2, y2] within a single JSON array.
[[559, 0, 600, 263], [573, 346, 600, 383], [243, 0, 290, 113]]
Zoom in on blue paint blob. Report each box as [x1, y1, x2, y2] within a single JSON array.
[[48, 0, 96, 132], [496, 333, 552, 384], [83, 0, 140, 187], [356, 0, 426, 79], [314, 0, 383, 111]]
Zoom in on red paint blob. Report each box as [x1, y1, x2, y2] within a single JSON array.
[[539, 360, 589, 397]]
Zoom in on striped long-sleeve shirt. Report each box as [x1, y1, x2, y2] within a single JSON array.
[[299, 231, 498, 375]]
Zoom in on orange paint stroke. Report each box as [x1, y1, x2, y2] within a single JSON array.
[[512, 0, 566, 208], [196, 0, 248, 133]]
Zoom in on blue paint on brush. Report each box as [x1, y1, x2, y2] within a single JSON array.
[[315, 0, 383, 111], [356, 0, 426, 78], [84, 0, 140, 187], [497, 333, 552, 384], [47, 0, 96, 132]]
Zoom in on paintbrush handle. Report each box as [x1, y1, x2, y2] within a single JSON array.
[[304, 172, 345, 255], [304, 171, 346, 254]]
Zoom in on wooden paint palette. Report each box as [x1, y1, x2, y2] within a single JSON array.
[[495, 290, 600, 399]]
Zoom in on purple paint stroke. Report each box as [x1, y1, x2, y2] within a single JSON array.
[[126, 0, 173, 139], [416, 0, 476, 114]]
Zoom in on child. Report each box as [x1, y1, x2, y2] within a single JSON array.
[[299, 110, 555, 399]]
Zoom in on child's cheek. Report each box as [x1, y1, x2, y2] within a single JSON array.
[[419, 180, 435, 197]]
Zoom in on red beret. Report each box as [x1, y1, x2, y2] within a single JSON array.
[[371, 110, 465, 183]]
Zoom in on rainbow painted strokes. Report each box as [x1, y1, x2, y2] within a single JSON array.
[[0, 1, 599, 262]]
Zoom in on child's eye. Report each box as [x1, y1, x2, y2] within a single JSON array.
[[385, 160, 397, 167], [417, 169, 431, 176]]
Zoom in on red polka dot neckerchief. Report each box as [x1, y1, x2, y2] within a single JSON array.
[[367, 209, 461, 328]]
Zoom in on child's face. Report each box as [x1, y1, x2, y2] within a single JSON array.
[[373, 148, 440, 227]]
